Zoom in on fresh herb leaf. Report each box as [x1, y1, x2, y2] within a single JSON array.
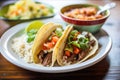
[[69, 37, 89, 49], [66, 30, 90, 50], [78, 37, 89, 43], [64, 46, 73, 53], [26, 29, 38, 43], [69, 41, 80, 48], [55, 29, 63, 37], [27, 32, 33, 36], [78, 37, 89, 49], [70, 30, 78, 36], [29, 29, 38, 34], [27, 35, 36, 43], [68, 35, 74, 43], [79, 42, 89, 49]]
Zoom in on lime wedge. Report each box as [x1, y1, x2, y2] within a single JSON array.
[[25, 20, 44, 33]]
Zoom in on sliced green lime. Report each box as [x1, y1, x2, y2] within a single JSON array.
[[25, 20, 44, 33]]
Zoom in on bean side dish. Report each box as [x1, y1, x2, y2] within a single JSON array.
[[64, 7, 104, 20]]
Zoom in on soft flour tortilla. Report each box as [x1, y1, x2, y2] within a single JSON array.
[[32, 22, 62, 65], [56, 26, 99, 66]]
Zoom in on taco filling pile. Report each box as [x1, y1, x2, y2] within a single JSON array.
[[38, 28, 63, 66], [63, 30, 96, 65]]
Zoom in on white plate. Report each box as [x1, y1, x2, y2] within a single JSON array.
[[0, 19, 112, 73]]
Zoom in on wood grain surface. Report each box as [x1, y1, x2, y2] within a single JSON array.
[[0, 0, 120, 80]]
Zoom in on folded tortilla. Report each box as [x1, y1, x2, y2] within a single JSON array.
[[32, 22, 62, 66], [55, 26, 98, 66], [51, 25, 73, 66]]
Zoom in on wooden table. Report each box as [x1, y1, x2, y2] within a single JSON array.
[[0, 0, 120, 79]]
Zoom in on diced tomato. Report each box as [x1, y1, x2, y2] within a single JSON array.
[[44, 42, 54, 49], [73, 47, 81, 54], [42, 45, 48, 50], [51, 36, 59, 44], [47, 42, 54, 49], [65, 50, 71, 57], [42, 36, 59, 50]]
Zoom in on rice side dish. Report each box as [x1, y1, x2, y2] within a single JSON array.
[[12, 34, 33, 63]]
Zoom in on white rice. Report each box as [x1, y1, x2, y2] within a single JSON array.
[[12, 34, 33, 63]]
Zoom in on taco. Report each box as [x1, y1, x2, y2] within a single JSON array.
[[32, 22, 64, 66], [55, 25, 98, 66]]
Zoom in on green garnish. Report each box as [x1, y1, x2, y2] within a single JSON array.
[[68, 35, 73, 43], [79, 42, 89, 49], [27, 35, 36, 43], [28, 29, 38, 34], [69, 41, 80, 48], [70, 30, 78, 35], [68, 30, 79, 43], [68, 37, 89, 49], [79, 37, 89, 49], [26, 29, 38, 43], [78, 37, 89, 43], [66, 30, 90, 50], [55, 28, 63, 37], [64, 46, 73, 53]]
